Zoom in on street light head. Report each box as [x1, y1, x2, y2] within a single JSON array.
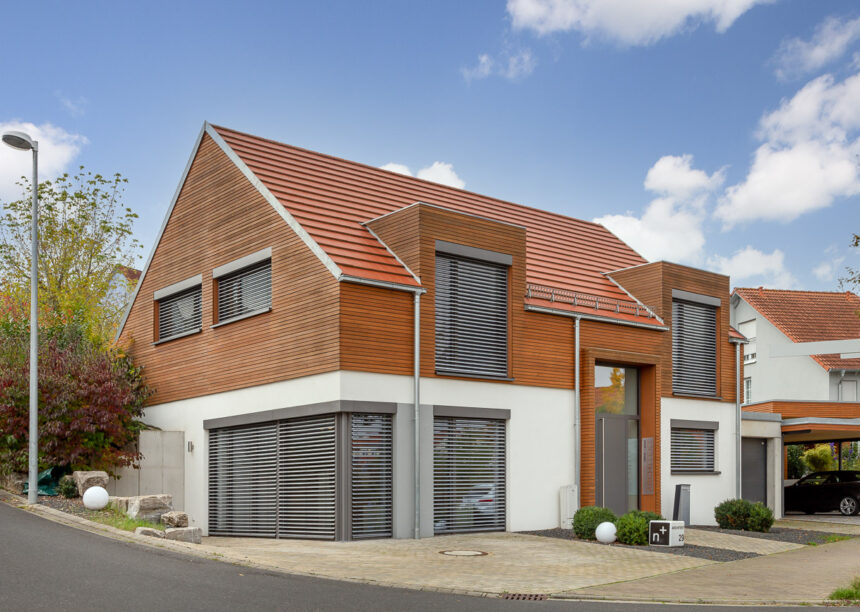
[[2, 130, 35, 151]]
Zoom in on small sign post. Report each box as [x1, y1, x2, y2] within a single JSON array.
[[648, 520, 685, 547]]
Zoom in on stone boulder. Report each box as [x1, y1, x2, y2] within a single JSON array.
[[165, 527, 202, 544], [2, 472, 26, 495], [109, 496, 132, 513], [72, 471, 109, 496], [127, 494, 173, 521], [160, 511, 188, 528], [134, 526, 165, 539]]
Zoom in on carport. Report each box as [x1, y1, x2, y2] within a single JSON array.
[[782, 417, 860, 471]]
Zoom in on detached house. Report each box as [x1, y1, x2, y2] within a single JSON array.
[[117, 123, 757, 538]]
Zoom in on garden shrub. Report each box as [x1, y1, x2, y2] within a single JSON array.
[[615, 510, 665, 545], [57, 475, 78, 498], [714, 498, 773, 532], [573, 506, 616, 540]]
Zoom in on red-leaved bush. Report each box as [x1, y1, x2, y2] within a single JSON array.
[[0, 320, 151, 475]]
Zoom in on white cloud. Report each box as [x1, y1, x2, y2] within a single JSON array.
[[716, 71, 860, 227], [416, 162, 466, 189], [708, 246, 796, 288], [462, 49, 536, 82], [812, 256, 845, 282], [56, 92, 88, 116], [506, 0, 774, 46], [379, 161, 466, 189], [772, 16, 860, 80], [595, 154, 722, 263], [0, 121, 87, 202]]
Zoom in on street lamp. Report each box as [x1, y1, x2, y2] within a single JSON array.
[[2, 130, 39, 505]]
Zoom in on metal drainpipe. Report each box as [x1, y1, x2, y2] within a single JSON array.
[[574, 316, 581, 507], [736, 341, 742, 499], [413, 291, 421, 539]]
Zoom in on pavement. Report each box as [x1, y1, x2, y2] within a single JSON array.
[[1, 490, 858, 606]]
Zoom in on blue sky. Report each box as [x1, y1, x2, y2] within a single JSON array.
[[2, 0, 859, 291]]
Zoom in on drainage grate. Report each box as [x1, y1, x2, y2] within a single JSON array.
[[501, 594, 548, 601]]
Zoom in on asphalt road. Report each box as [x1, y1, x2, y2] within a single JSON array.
[[0, 501, 830, 611]]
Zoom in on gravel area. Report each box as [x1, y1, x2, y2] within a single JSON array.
[[36, 496, 109, 521], [519, 528, 759, 562], [691, 524, 851, 545]]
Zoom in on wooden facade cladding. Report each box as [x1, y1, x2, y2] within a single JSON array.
[[745, 401, 860, 420], [120, 134, 340, 406], [610, 261, 739, 405]]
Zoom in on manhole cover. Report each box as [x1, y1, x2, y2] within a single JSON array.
[[439, 550, 488, 556], [502, 594, 548, 601]]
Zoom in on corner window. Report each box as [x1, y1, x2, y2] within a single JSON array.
[[156, 285, 202, 342], [671, 426, 716, 473], [840, 380, 858, 402], [672, 297, 717, 396], [435, 248, 509, 378], [216, 259, 272, 324], [744, 377, 752, 404]]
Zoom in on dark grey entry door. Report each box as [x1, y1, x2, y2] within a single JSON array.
[[596, 417, 638, 516], [742, 438, 767, 504]]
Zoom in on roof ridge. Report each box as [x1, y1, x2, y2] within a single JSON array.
[[209, 123, 627, 235], [736, 287, 859, 297]]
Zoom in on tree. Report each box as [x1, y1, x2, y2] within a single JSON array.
[[0, 319, 151, 475], [802, 443, 836, 473], [0, 168, 142, 345], [839, 233, 860, 292]]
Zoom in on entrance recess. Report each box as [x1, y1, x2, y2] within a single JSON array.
[[742, 438, 767, 504], [595, 365, 640, 516]]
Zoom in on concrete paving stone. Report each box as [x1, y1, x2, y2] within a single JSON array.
[[684, 528, 804, 554], [776, 518, 860, 535]]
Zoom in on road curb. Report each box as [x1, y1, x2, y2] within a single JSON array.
[[551, 591, 829, 606]]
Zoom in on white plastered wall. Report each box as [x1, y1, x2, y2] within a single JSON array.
[[660, 397, 737, 525], [741, 416, 784, 518], [142, 370, 576, 535]]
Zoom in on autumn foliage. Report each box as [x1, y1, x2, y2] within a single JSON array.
[[0, 319, 151, 475]]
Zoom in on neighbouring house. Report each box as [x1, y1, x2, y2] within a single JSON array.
[[116, 122, 763, 539], [731, 288, 860, 480]]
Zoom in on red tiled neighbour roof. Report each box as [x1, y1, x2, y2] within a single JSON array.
[[211, 125, 657, 325], [115, 265, 142, 282], [734, 287, 860, 371], [728, 326, 747, 342]]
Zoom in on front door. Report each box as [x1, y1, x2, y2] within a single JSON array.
[[741, 437, 767, 505], [595, 365, 639, 516]]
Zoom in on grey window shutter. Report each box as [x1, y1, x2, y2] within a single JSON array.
[[433, 416, 506, 534], [209, 422, 279, 537], [158, 286, 202, 340], [217, 260, 271, 322], [671, 428, 715, 472], [278, 414, 337, 540], [350, 414, 393, 539], [672, 299, 717, 396], [435, 253, 508, 377]]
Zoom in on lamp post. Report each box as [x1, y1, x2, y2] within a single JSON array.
[[2, 130, 39, 505]]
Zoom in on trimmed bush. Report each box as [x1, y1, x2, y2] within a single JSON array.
[[714, 498, 773, 532], [57, 475, 78, 499], [573, 506, 616, 540], [615, 510, 665, 545]]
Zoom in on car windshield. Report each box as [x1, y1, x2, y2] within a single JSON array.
[[798, 473, 831, 486]]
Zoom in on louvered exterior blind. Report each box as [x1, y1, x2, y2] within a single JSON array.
[[672, 299, 717, 396], [435, 254, 508, 377], [671, 428, 715, 472], [351, 414, 393, 539], [209, 422, 279, 537], [434, 416, 506, 534], [158, 286, 202, 340], [217, 260, 271, 323]]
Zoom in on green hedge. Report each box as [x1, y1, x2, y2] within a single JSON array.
[[615, 510, 664, 545], [714, 499, 774, 532], [573, 506, 616, 540]]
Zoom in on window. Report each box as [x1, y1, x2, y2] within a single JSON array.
[[670, 424, 716, 473], [744, 377, 752, 404], [738, 319, 757, 363], [216, 259, 272, 323], [435, 248, 509, 378], [155, 277, 203, 342], [839, 380, 858, 402], [672, 294, 718, 396]]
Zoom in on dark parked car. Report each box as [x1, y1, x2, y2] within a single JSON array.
[[784, 471, 860, 516]]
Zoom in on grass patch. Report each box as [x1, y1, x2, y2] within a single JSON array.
[[824, 534, 853, 544], [829, 577, 860, 601], [84, 503, 164, 533]]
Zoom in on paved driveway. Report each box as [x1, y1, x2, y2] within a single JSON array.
[[782, 511, 860, 526], [203, 532, 712, 595]]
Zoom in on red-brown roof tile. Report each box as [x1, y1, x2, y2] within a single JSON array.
[[734, 287, 860, 370], [212, 125, 658, 326]]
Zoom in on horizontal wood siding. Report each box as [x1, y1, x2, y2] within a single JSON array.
[[120, 134, 340, 405], [745, 401, 860, 419]]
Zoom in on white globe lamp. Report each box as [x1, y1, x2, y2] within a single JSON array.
[[595, 521, 617, 544], [82, 486, 109, 510]]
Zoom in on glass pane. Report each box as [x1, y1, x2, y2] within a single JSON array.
[[595, 365, 639, 415]]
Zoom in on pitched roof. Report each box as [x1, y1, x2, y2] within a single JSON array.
[[210, 124, 664, 327], [734, 287, 860, 370]]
